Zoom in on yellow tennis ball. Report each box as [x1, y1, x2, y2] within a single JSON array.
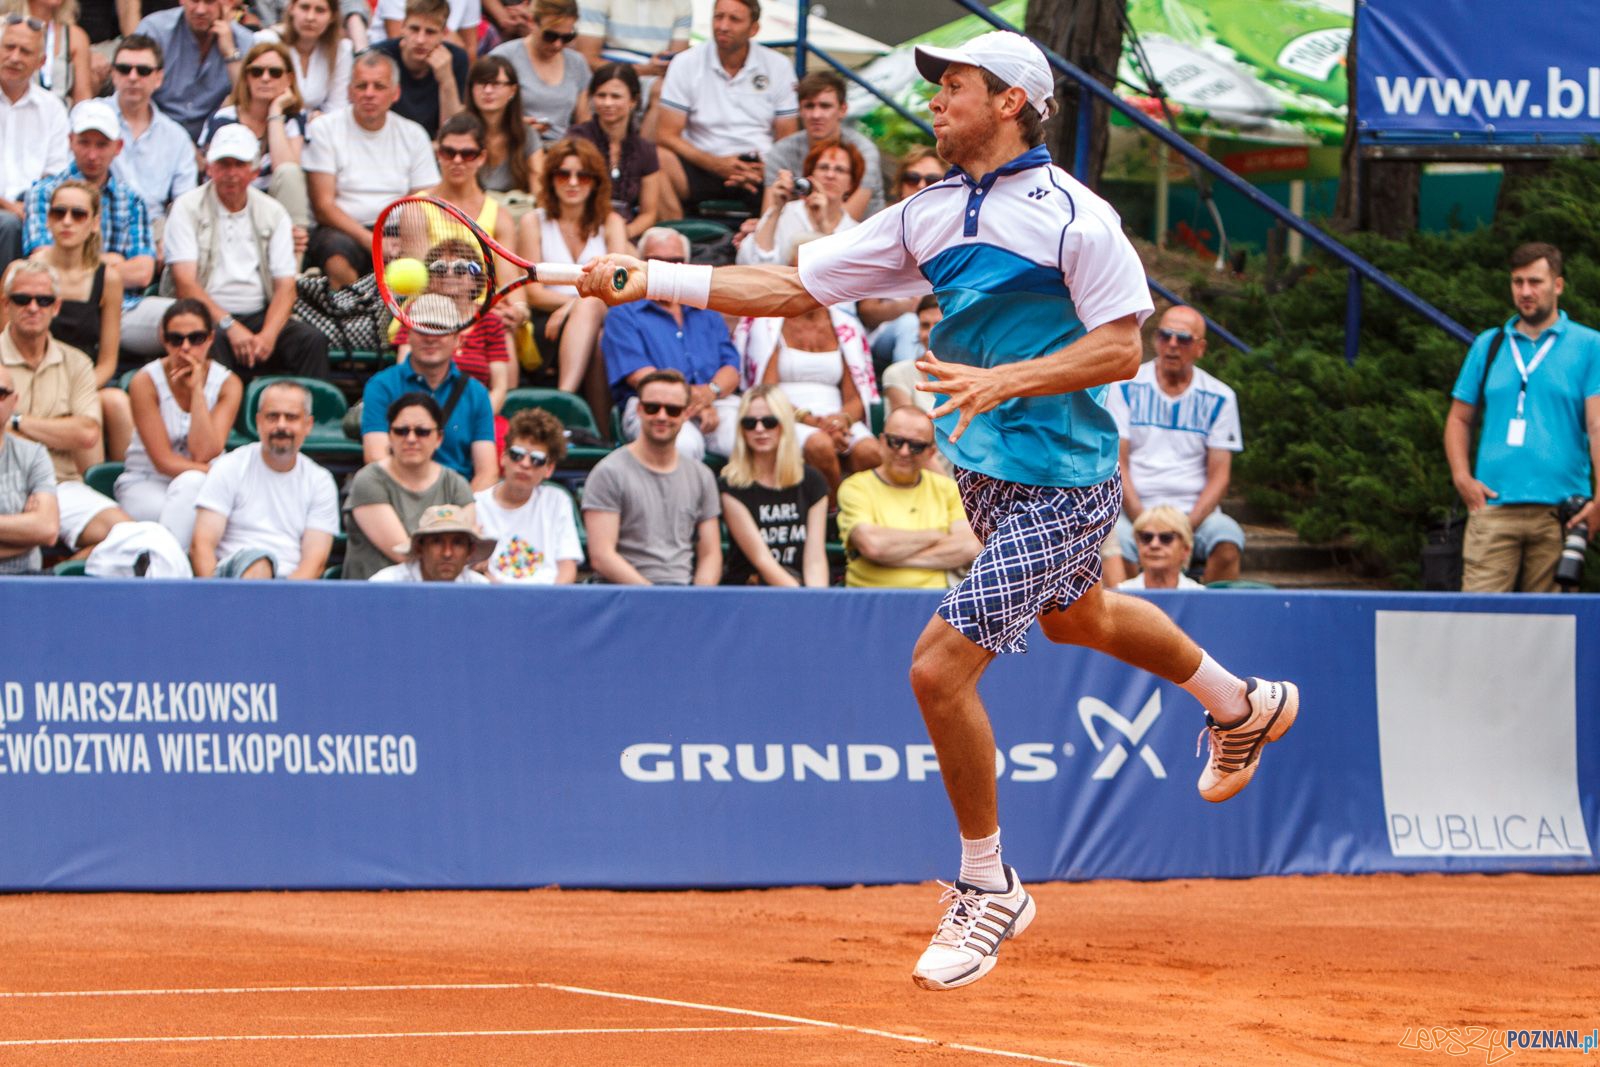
[[385, 257, 429, 297]]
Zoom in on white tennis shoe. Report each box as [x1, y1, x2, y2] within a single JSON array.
[[912, 864, 1036, 991], [1197, 677, 1299, 802]]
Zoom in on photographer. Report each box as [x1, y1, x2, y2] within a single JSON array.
[[737, 137, 860, 266], [1443, 242, 1600, 592]]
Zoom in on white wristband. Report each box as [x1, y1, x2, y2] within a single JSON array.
[[645, 260, 713, 309]]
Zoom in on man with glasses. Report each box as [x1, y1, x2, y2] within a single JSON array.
[[106, 35, 196, 233], [837, 404, 977, 588], [372, 0, 467, 138], [163, 123, 330, 385], [0, 260, 130, 557], [0, 14, 70, 272], [582, 367, 720, 585], [1102, 305, 1245, 585], [135, 0, 253, 141], [602, 226, 739, 461], [0, 362, 60, 574], [474, 406, 583, 583], [304, 49, 438, 287], [360, 293, 497, 490], [764, 70, 882, 221]]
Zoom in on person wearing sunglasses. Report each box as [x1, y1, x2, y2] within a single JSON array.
[[474, 406, 582, 583], [836, 405, 976, 590], [114, 298, 241, 550], [370, 0, 467, 140], [132, 0, 255, 143], [565, 61, 660, 240], [163, 123, 331, 387], [1102, 306, 1245, 587], [488, 0, 589, 148], [583, 368, 721, 586], [391, 231, 516, 419], [254, 0, 353, 119], [465, 55, 540, 196], [0, 259, 131, 558], [1118, 506, 1203, 591], [0, 361, 60, 575], [579, 31, 1300, 992], [517, 136, 627, 429], [106, 35, 198, 232], [342, 390, 475, 579], [719, 383, 827, 587], [198, 41, 309, 234], [32, 178, 131, 465]]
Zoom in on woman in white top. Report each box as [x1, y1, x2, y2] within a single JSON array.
[[256, 0, 353, 119], [738, 138, 862, 266], [115, 300, 243, 550], [1118, 506, 1206, 591], [516, 137, 628, 429]]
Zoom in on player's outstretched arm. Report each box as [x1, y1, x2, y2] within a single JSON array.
[[916, 315, 1143, 443], [578, 256, 822, 318]]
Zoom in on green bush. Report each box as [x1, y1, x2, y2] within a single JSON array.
[[1199, 159, 1600, 588]]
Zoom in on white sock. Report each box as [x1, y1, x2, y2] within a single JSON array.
[[959, 831, 1007, 891], [1182, 651, 1250, 725]]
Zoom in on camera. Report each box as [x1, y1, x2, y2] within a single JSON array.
[[788, 177, 813, 199], [1555, 495, 1591, 589]]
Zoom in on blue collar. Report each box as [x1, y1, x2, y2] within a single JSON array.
[[951, 144, 1053, 189], [403, 361, 461, 389], [1503, 310, 1570, 344]]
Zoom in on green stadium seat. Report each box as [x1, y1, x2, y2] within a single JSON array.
[[52, 558, 87, 576], [235, 376, 364, 463], [1206, 579, 1277, 589], [658, 218, 732, 244], [869, 399, 885, 435], [83, 460, 122, 499]]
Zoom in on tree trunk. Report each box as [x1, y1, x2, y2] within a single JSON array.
[[1024, 0, 1124, 191], [1335, 17, 1419, 236]]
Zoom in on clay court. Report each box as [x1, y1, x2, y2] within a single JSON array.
[[0, 872, 1593, 1065]]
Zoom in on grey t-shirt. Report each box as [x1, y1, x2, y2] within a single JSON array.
[[0, 435, 57, 575], [341, 461, 474, 581], [488, 41, 590, 146], [764, 126, 885, 217], [582, 447, 719, 585]]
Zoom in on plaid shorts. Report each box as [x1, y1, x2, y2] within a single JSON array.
[[937, 469, 1123, 655]]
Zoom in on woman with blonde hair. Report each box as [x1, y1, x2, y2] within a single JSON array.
[[719, 384, 829, 587], [517, 136, 627, 428], [32, 179, 129, 461], [2, 0, 91, 104], [199, 41, 310, 230], [256, 0, 353, 118], [1118, 506, 1205, 591]]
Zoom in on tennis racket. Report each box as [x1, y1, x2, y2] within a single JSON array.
[[371, 195, 629, 336]]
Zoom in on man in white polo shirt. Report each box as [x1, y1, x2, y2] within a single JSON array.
[[656, 0, 795, 218], [0, 15, 69, 271]]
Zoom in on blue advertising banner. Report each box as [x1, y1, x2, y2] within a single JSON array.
[[1357, 0, 1600, 143], [0, 580, 1594, 890]]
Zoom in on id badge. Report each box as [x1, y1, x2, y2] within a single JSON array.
[[1506, 418, 1527, 447]]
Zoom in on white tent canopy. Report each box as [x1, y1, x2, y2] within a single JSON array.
[[689, 0, 890, 69]]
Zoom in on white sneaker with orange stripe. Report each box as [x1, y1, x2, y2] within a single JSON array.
[[1197, 677, 1299, 802], [911, 864, 1036, 991]]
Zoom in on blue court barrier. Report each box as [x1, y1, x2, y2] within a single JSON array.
[[0, 580, 1594, 890]]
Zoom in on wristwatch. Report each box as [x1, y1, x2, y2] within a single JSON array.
[[9, 413, 19, 433], [217, 314, 236, 331], [708, 380, 723, 399]]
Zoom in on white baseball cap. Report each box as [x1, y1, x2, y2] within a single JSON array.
[[206, 123, 260, 165], [914, 30, 1054, 116], [69, 99, 121, 140]]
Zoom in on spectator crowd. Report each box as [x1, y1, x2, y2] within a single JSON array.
[[2, 0, 1592, 590]]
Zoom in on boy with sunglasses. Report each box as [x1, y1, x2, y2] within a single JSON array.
[[474, 406, 583, 583]]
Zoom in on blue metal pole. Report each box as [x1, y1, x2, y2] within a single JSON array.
[[1072, 88, 1093, 182], [942, 0, 1473, 348], [1344, 269, 1362, 365], [794, 0, 808, 78]]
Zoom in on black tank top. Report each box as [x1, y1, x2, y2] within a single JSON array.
[[50, 263, 105, 361]]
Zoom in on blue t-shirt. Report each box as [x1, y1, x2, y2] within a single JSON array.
[[1450, 312, 1600, 505], [361, 360, 494, 480], [797, 145, 1153, 489], [601, 300, 739, 406]]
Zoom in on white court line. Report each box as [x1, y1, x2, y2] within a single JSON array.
[[0, 1027, 797, 1048], [0, 981, 1102, 1066]]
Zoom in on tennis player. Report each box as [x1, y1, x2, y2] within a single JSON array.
[[579, 30, 1300, 992]]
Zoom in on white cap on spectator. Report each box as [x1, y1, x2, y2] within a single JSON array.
[[69, 99, 122, 140], [406, 293, 466, 333], [914, 30, 1054, 116], [206, 123, 260, 165]]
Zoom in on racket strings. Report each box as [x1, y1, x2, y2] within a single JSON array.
[[379, 199, 493, 335]]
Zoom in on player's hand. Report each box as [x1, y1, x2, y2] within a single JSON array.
[[916, 351, 1009, 445], [577, 253, 647, 306]]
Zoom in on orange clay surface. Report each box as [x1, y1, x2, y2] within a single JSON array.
[[0, 873, 1593, 1066]]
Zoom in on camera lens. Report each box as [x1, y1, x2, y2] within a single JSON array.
[[1555, 496, 1591, 588], [791, 177, 813, 198]]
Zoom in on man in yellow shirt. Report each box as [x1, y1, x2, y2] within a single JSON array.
[[838, 405, 979, 588]]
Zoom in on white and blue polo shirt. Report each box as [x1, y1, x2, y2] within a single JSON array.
[[798, 145, 1153, 489]]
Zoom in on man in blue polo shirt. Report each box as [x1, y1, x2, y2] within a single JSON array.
[[1445, 241, 1600, 592], [601, 227, 740, 461], [361, 295, 498, 490]]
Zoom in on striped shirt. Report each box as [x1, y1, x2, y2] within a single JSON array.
[[23, 165, 155, 309]]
